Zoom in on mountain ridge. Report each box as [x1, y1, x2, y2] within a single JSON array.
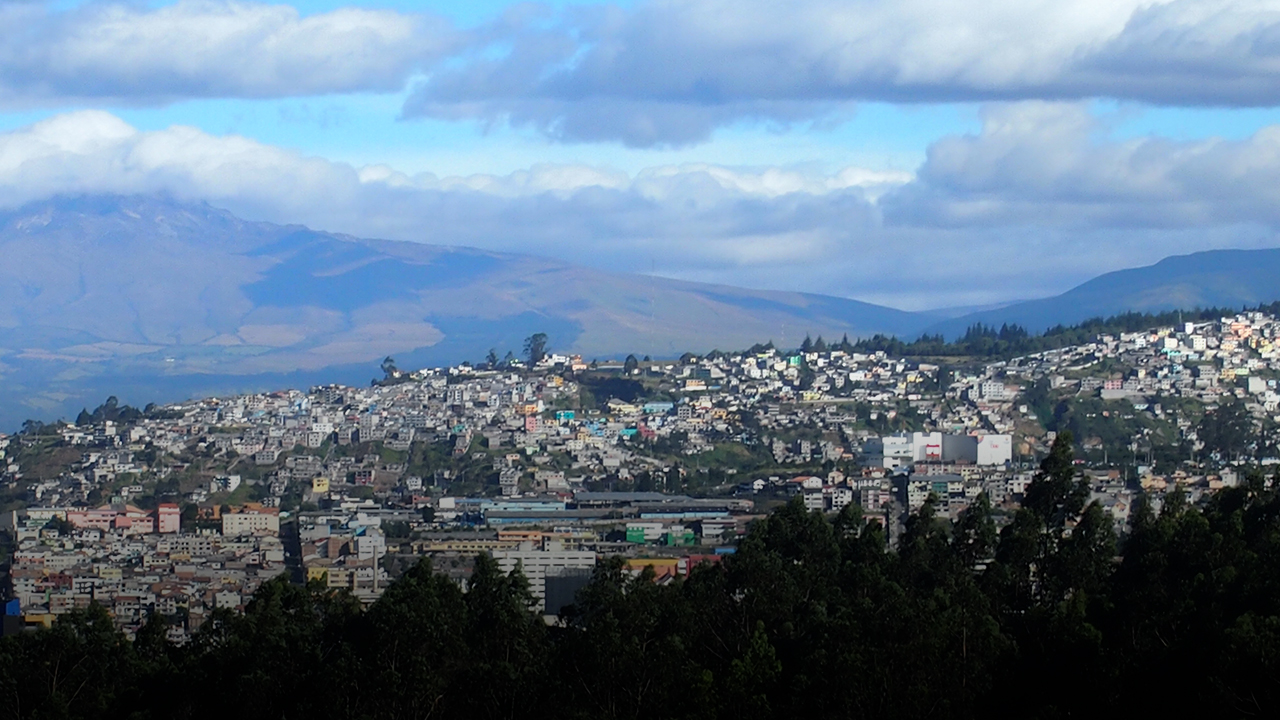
[[0, 195, 930, 428], [926, 247, 1280, 338], [5, 195, 1280, 430]]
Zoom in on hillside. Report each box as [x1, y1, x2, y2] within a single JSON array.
[[927, 248, 1280, 338], [0, 195, 929, 427]]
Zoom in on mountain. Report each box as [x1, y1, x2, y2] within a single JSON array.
[[0, 195, 931, 429], [925, 248, 1280, 338]]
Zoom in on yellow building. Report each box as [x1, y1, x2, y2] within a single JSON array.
[[24, 613, 55, 629], [311, 476, 330, 494]]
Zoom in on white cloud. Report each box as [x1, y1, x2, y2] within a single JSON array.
[[405, 0, 1280, 146], [0, 0, 455, 105], [4, 108, 1280, 311], [881, 101, 1280, 230], [7, 0, 1278, 150]]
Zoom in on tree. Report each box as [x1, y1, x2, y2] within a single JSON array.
[[359, 560, 469, 718], [1197, 400, 1255, 460], [460, 554, 548, 719], [1023, 431, 1088, 532], [664, 466, 682, 493], [0, 604, 137, 718], [43, 516, 75, 536], [383, 521, 412, 539], [486, 348, 499, 367], [1051, 500, 1116, 600], [523, 333, 548, 365], [623, 354, 640, 374], [13, 482, 1280, 718], [180, 504, 198, 530], [952, 492, 997, 571], [101, 396, 119, 419], [379, 356, 399, 383]]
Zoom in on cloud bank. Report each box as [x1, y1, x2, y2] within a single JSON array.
[[406, 0, 1280, 145], [3, 0, 1280, 149], [3, 107, 1279, 310], [0, 0, 455, 106]]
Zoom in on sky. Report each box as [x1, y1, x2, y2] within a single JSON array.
[[5, 0, 1280, 311]]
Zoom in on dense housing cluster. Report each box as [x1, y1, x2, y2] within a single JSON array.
[[4, 312, 1280, 636]]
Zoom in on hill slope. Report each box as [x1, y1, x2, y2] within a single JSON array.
[[0, 195, 929, 427], [926, 248, 1280, 338]]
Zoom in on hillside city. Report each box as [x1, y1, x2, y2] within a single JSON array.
[[3, 311, 1278, 640]]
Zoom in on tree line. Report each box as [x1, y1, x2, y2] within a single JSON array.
[[3, 433, 1280, 718], [851, 304, 1280, 359], [679, 305, 1271, 364]]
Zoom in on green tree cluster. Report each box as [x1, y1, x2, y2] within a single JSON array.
[[1197, 399, 1257, 460], [75, 396, 144, 427], [851, 305, 1277, 359]]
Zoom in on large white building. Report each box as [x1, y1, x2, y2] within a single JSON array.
[[873, 432, 1012, 467], [221, 507, 280, 536], [975, 434, 1013, 466], [493, 544, 597, 611]]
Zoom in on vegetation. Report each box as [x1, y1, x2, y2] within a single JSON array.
[[524, 332, 549, 365], [372, 357, 415, 387], [4, 435, 1280, 717], [1197, 399, 1258, 460], [75, 396, 143, 427], [852, 304, 1280, 358]]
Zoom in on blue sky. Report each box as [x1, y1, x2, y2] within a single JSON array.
[[4, 0, 1280, 310]]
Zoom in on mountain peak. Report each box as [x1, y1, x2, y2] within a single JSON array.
[[1, 194, 260, 239]]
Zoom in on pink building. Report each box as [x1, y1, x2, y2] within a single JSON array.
[[66, 504, 169, 535], [156, 503, 181, 533]]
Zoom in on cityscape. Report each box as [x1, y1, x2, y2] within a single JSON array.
[[5, 0, 1280, 716], [4, 310, 1278, 642]]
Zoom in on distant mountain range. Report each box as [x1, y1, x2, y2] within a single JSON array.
[[2, 195, 1279, 430], [922, 248, 1280, 338], [0, 196, 925, 429]]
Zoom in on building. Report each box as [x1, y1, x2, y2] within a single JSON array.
[[66, 504, 155, 535], [492, 545, 597, 612], [221, 506, 281, 536], [874, 432, 1013, 467], [975, 434, 1013, 466], [156, 503, 180, 534]]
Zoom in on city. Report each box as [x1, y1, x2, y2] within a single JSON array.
[[4, 310, 1277, 639], [5, 0, 1280, 712]]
